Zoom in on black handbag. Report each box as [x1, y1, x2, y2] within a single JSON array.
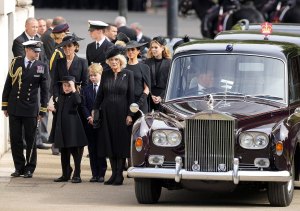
[[93, 108, 102, 129]]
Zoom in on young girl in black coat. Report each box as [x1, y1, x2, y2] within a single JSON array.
[[53, 76, 88, 183]]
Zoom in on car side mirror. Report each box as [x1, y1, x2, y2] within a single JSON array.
[[130, 103, 145, 116]]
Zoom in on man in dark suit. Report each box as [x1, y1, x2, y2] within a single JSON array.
[[12, 17, 47, 64], [130, 22, 151, 47], [41, 16, 66, 60], [12, 17, 50, 150], [104, 23, 118, 43], [86, 20, 113, 70], [2, 41, 49, 178], [114, 16, 137, 41]]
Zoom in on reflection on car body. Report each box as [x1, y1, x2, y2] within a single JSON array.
[[128, 34, 300, 207]]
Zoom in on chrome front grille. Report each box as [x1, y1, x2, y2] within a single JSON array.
[[185, 117, 235, 172]]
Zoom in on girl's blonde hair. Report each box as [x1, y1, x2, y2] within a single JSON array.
[[147, 40, 172, 59], [88, 63, 103, 75], [106, 54, 127, 69]]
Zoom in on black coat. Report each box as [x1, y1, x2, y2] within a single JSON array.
[[12, 32, 48, 64], [2, 57, 49, 117], [52, 55, 88, 100], [144, 57, 171, 97], [86, 39, 113, 69], [54, 92, 88, 148], [93, 68, 134, 158], [41, 28, 55, 60]]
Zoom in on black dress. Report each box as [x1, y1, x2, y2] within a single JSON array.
[[126, 63, 151, 113], [93, 68, 134, 158]]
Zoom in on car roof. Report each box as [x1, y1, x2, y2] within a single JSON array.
[[174, 39, 299, 60], [214, 30, 300, 47], [232, 22, 300, 35]]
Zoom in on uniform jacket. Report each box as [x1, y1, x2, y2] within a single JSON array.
[[54, 92, 88, 148], [52, 55, 88, 100], [12, 32, 48, 64], [86, 39, 113, 68], [41, 28, 55, 60], [144, 57, 171, 97], [2, 57, 49, 117]]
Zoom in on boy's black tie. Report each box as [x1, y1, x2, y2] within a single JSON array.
[[93, 84, 97, 99]]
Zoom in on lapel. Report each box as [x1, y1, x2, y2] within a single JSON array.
[[150, 59, 156, 86], [68, 55, 79, 74], [22, 59, 36, 80]]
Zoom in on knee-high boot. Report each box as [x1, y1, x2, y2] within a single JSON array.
[[113, 158, 125, 185], [104, 157, 117, 185]]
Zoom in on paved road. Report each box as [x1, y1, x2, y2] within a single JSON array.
[[35, 8, 202, 55]]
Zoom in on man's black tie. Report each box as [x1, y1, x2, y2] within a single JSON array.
[[26, 61, 32, 70], [96, 42, 100, 49], [93, 84, 97, 99]]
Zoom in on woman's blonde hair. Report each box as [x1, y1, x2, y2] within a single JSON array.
[[50, 32, 67, 44], [106, 54, 127, 69], [88, 63, 103, 75], [147, 40, 172, 59]]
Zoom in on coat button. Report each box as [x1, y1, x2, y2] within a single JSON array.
[[30, 84, 32, 86], [28, 89, 31, 91], [18, 91, 20, 94], [28, 93, 30, 96], [27, 98, 30, 101], [17, 96, 19, 99]]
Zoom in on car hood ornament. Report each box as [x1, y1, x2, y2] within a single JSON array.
[[207, 94, 214, 110]]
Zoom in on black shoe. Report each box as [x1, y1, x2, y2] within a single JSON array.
[[98, 177, 104, 183], [54, 176, 69, 182], [11, 170, 23, 177], [36, 144, 50, 150], [112, 175, 124, 186], [23, 171, 33, 178], [104, 175, 116, 185], [71, 177, 82, 183], [52, 151, 60, 155], [89, 176, 99, 182]]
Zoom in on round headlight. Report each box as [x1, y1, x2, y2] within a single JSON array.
[[240, 133, 254, 148], [254, 135, 269, 148], [153, 131, 167, 146], [167, 132, 181, 146]]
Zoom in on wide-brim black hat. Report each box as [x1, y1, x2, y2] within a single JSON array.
[[125, 41, 147, 49], [116, 32, 130, 44], [56, 33, 84, 48], [105, 45, 126, 59]]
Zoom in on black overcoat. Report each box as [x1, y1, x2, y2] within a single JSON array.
[[54, 92, 88, 148], [93, 68, 134, 158], [52, 55, 88, 100], [86, 39, 113, 69]]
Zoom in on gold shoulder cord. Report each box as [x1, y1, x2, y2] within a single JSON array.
[[50, 49, 64, 71], [8, 57, 22, 90]]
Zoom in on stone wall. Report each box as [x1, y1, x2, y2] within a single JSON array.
[[0, 0, 34, 158]]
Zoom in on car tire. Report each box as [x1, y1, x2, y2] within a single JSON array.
[[135, 178, 162, 204], [267, 162, 294, 207]]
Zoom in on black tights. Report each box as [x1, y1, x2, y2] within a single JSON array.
[[60, 147, 84, 178]]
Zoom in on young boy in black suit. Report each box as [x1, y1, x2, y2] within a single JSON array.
[[81, 63, 107, 183]]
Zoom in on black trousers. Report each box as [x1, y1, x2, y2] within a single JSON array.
[[85, 125, 107, 177], [60, 147, 84, 178], [9, 115, 37, 173]]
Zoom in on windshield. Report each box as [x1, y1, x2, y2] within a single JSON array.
[[166, 54, 286, 102]]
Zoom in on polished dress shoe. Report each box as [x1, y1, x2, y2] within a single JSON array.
[[98, 177, 104, 183], [54, 176, 69, 182], [71, 177, 82, 183], [36, 144, 50, 150], [89, 176, 99, 182], [11, 170, 23, 177], [23, 171, 33, 178]]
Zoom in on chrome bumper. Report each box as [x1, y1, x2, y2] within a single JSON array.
[[127, 158, 291, 184]]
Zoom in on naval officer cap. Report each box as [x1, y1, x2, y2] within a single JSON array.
[[88, 20, 108, 31], [22, 40, 42, 52]]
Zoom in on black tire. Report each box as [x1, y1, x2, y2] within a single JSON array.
[[135, 178, 162, 204], [267, 162, 295, 207]]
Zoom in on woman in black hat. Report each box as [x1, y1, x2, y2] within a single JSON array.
[[144, 36, 172, 111], [52, 33, 88, 102], [93, 45, 134, 185], [53, 76, 88, 183], [125, 40, 151, 117]]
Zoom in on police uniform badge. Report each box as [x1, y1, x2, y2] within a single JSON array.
[[36, 65, 44, 74]]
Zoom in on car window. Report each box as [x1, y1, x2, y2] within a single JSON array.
[[289, 56, 300, 103], [166, 54, 286, 102]]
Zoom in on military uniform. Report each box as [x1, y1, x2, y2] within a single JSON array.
[[2, 51, 49, 177]]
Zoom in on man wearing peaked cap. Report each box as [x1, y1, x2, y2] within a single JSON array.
[[2, 38, 49, 179], [86, 20, 113, 69]]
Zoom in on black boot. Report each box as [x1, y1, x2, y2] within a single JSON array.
[[113, 158, 125, 186], [104, 158, 117, 185]]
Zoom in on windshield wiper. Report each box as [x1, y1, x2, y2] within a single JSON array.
[[253, 95, 283, 100]]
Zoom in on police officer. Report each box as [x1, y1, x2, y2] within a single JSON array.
[[2, 40, 49, 178]]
